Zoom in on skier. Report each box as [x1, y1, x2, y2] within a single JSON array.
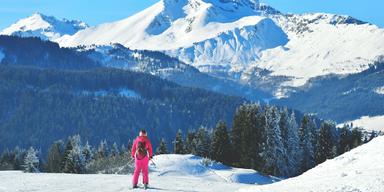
[[131, 130, 153, 189]]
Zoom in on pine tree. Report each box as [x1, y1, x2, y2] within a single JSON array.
[[61, 137, 74, 173], [173, 129, 185, 154], [111, 142, 119, 158], [285, 110, 301, 176], [298, 114, 317, 173], [263, 106, 287, 176], [351, 128, 363, 148], [315, 121, 334, 164], [47, 140, 64, 173], [185, 130, 196, 154], [368, 130, 377, 142], [231, 105, 247, 166], [338, 125, 351, 155], [82, 141, 93, 164], [194, 127, 211, 158], [13, 147, 26, 170], [156, 138, 168, 155], [210, 121, 232, 164], [96, 140, 108, 160], [120, 144, 127, 156], [231, 104, 264, 169], [23, 147, 39, 173], [61, 135, 86, 173]]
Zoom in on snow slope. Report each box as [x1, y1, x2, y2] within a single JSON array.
[[239, 136, 384, 192], [244, 13, 384, 87], [57, 0, 288, 74], [0, 13, 88, 41], [0, 154, 278, 192], [338, 115, 384, 132]]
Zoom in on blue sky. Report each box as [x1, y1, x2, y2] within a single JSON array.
[[0, 0, 383, 30]]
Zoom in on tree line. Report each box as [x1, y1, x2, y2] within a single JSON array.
[[0, 104, 374, 177], [157, 104, 370, 177], [0, 135, 134, 174]]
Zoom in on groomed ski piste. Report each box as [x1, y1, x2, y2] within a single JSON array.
[[1, 136, 383, 192]]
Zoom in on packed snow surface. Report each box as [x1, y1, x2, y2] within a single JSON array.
[[238, 136, 384, 192], [0, 154, 278, 192], [339, 115, 384, 132]]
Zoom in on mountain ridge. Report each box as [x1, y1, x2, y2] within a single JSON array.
[[0, 12, 88, 41]]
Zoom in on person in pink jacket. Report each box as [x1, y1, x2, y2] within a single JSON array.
[[131, 130, 153, 189]]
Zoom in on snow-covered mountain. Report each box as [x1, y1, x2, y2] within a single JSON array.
[[244, 8, 384, 93], [239, 136, 384, 192], [2, 0, 383, 121], [53, 0, 384, 96], [0, 12, 88, 41], [56, 0, 287, 76], [3, 0, 384, 97]]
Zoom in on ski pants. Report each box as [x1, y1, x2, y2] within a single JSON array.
[[132, 156, 149, 185]]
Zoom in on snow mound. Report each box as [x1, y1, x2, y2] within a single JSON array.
[[1, 12, 88, 41], [152, 154, 279, 184], [238, 136, 384, 192]]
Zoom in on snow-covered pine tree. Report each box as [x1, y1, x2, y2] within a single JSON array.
[[23, 147, 39, 173], [210, 121, 232, 164], [185, 130, 196, 154], [96, 140, 108, 160], [61, 135, 86, 173], [299, 114, 317, 173], [263, 106, 287, 176], [111, 142, 119, 158], [194, 127, 211, 158], [47, 140, 64, 173], [120, 144, 127, 156], [231, 105, 247, 166], [156, 138, 168, 155], [281, 109, 301, 176], [315, 121, 334, 164], [173, 129, 185, 154], [82, 141, 93, 164], [61, 137, 74, 172], [231, 104, 263, 168], [12, 146, 26, 170], [351, 128, 363, 148], [338, 125, 351, 155]]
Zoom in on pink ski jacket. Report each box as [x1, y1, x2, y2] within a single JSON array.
[[131, 136, 153, 159]]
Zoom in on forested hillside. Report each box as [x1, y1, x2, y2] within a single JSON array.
[[0, 65, 244, 153]]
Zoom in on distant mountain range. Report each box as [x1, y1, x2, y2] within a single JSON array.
[[1, 0, 383, 124]]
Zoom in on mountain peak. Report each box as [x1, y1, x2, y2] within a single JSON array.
[[0, 12, 88, 41]]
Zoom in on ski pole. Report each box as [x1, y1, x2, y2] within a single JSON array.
[[150, 159, 157, 167]]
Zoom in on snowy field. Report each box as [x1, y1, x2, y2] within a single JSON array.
[[338, 115, 384, 132], [0, 155, 277, 192], [1, 137, 383, 192]]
